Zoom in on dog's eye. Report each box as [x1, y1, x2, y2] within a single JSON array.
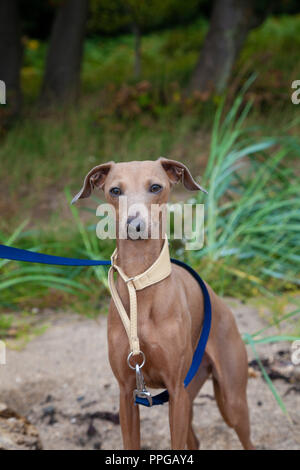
[[149, 184, 162, 193], [110, 187, 122, 196]]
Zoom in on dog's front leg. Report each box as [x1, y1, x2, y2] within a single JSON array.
[[119, 385, 141, 450], [168, 385, 191, 449]]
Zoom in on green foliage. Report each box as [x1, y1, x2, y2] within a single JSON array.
[[237, 15, 300, 104], [87, 0, 205, 36], [161, 18, 207, 56], [18, 0, 300, 40], [20, 13, 300, 110], [80, 21, 208, 95], [0, 314, 14, 335], [21, 38, 47, 103], [88, 0, 130, 35]]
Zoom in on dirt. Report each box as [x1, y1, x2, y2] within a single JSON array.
[[0, 403, 42, 450], [0, 299, 299, 450]]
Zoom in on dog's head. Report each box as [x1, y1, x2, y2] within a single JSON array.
[[72, 158, 207, 240]]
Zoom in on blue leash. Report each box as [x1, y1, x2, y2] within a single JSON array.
[[0, 244, 111, 266], [0, 244, 211, 407]]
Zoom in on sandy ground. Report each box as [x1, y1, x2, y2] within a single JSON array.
[[0, 299, 299, 450]]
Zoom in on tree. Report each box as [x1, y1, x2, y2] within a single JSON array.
[[188, 0, 258, 96], [40, 0, 89, 106], [0, 0, 22, 119], [123, 1, 146, 80]]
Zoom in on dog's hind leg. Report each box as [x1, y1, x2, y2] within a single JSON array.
[[206, 293, 255, 450], [186, 355, 212, 449], [187, 407, 199, 450], [210, 335, 255, 450], [212, 377, 254, 450]]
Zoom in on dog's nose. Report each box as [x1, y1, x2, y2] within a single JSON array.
[[127, 215, 146, 238], [127, 217, 145, 231]]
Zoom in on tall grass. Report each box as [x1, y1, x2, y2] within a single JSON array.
[[177, 86, 300, 416], [185, 86, 300, 299]]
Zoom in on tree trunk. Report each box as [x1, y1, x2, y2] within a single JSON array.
[[0, 0, 22, 119], [188, 0, 255, 96], [40, 0, 89, 106], [132, 22, 141, 80]]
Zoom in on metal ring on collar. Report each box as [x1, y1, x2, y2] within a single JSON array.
[[127, 351, 146, 370]]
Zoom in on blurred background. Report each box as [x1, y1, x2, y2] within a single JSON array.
[[0, 0, 300, 450]]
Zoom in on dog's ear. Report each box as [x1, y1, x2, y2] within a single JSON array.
[[71, 162, 114, 204], [159, 157, 207, 193]]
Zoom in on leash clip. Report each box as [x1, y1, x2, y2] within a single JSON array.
[[133, 364, 152, 407]]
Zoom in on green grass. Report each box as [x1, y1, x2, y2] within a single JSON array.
[[0, 314, 14, 336]]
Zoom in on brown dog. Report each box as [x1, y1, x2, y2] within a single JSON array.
[[73, 158, 254, 450]]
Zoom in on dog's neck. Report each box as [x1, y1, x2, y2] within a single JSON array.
[[116, 237, 165, 278]]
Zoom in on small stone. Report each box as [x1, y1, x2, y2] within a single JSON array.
[[8, 417, 17, 424], [248, 366, 259, 378], [0, 403, 8, 413], [93, 442, 101, 450], [42, 405, 55, 417], [48, 415, 57, 426], [87, 421, 97, 438]]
